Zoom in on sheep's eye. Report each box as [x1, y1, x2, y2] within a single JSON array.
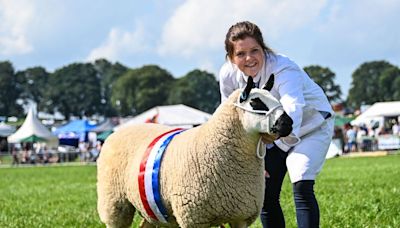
[[250, 98, 269, 114]]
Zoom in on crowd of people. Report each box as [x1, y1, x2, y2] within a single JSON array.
[[334, 119, 400, 153], [9, 140, 102, 166]]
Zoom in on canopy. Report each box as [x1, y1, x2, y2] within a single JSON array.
[[7, 108, 59, 147], [0, 122, 16, 137], [115, 104, 212, 131], [351, 101, 400, 126], [54, 120, 97, 142], [97, 130, 113, 141], [20, 135, 47, 143], [91, 118, 117, 133], [334, 115, 354, 127]]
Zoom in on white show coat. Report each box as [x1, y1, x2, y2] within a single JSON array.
[[219, 53, 334, 183]]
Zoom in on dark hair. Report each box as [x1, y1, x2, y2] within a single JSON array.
[[224, 21, 273, 59]]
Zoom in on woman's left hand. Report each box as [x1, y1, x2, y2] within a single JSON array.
[[260, 133, 278, 144]]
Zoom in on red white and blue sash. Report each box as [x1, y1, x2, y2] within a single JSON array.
[[138, 128, 185, 222]]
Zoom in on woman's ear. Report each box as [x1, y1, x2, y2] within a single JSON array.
[[262, 74, 274, 91]]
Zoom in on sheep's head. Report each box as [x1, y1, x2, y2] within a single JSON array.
[[235, 75, 293, 138]]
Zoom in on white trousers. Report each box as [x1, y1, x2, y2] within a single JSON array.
[[286, 118, 334, 183]]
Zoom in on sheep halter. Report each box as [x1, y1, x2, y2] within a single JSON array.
[[138, 128, 185, 222], [234, 101, 283, 160], [233, 101, 283, 116]]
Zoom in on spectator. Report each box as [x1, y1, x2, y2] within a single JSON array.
[[345, 125, 357, 152], [11, 148, 19, 166], [392, 121, 400, 136]]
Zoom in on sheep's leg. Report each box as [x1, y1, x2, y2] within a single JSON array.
[[229, 221, 248, 228], [98, 196, 135, 228], [139, 219, 157, 228], [97, 176, 135, 228]]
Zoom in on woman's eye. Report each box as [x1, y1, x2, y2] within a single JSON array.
[[251, 48, 259, 54], [236, 52, 245, 57]]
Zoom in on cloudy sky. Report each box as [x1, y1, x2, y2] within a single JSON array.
[[1, 0, 399, 98]]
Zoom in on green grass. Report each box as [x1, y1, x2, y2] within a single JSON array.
[[1, 155, 399, 227]]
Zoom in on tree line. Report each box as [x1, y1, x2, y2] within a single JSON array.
[[0, 59, 399, 120], [0, 59, 220, 119]]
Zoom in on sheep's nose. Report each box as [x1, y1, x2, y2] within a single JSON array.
[[273, 112, 293, 137]]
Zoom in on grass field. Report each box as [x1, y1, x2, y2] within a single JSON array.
[[1, 155, 399, 227]]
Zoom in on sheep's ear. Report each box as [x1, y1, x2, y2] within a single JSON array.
[[240, 76, 254, 102], [262, 74, 274, 91]]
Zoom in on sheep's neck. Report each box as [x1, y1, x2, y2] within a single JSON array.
[[198, 103, 259, 161]]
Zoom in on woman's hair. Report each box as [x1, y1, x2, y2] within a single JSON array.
[[224, 21, 273, 60]]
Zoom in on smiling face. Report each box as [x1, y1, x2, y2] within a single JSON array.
[[230, 37, 265, 77]]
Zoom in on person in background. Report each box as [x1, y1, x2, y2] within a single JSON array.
[[11, 147, 19, 166], [392, 120, 400, 136], [345, 125, 357, 152], [219, 21, 334, 228]]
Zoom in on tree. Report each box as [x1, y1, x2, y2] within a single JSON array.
[[379, 66, 400, 101], [46, 63, 102, 119], [111, 65, 174, 116], [347, 61, 396, 108], [168, 69, 220, 113], [0, 61, 23, 117], [110, 70, 139, 116], [15, 67, 49, 111], [303, 65, 342, 103], [393, 71, 400, 101], [93, 59, 128, 116]]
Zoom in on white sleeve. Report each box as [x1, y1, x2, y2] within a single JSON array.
[[219, 63, 236, 102], [276, 69, 305, 136], [274, 69, 306, 151]]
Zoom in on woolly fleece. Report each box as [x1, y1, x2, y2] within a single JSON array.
[[97, 89, 269, 228]]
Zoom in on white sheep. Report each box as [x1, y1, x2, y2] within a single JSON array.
[[97, 80, 293, 228]]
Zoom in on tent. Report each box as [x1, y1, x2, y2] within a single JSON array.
[[97, 130, 113, 141], [0, 122, 16, 137], [334, 115, 354, 127], [351, 101, 400, 126], [54, 120, 97, 143], [326, 139, 343, 159], [20, 135, 47, 143], [7, 108, 59, 147], [91, 118, 117, 133], [115, 104, 212, 131]]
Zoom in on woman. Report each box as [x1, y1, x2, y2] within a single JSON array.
[[219, 21, 334, 228]]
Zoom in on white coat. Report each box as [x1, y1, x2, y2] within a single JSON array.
[[219, 53, 334, 182]]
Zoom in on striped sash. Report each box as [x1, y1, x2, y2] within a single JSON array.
[[138, 128, 185, 222]]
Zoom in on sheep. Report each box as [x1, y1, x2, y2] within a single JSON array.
[[97, 77, 293, 228]]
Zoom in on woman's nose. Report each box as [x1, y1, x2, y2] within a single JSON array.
[[245, 54, 252, 61]]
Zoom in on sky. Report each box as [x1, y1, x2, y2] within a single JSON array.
[[1, 0, 399, 98]]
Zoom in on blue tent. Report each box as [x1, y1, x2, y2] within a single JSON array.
[[54, 120, 97, 144]]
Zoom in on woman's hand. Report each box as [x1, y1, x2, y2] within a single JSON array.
[[260, 133, 278, 144]]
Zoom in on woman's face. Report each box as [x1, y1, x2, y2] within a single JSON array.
[[230, 36, 265, 77]]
